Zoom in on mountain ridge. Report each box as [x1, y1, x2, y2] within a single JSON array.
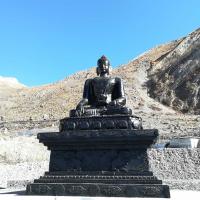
[[0, 28, 200, 139], [148, 28, 200, 114], [0, 76, 26, 90]]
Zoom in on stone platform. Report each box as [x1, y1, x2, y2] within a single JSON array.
[[26, 128, 170, 197], [59, 115, 142, 131]]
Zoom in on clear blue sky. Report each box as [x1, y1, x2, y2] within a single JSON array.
[[0, 0, 200, 86]]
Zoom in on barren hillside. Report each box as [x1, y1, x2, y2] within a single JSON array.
[[148, 28, 200, 114], [1, 29, 200, 139]]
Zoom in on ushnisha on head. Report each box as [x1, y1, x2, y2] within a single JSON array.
[[96, 55, 112, 76]]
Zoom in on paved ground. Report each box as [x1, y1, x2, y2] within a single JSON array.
[[0, 189, 200, 200]]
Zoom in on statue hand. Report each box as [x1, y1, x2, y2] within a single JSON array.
[[76, 104, 85, 113], [108, 100, 117, 107], [76, 98, 88, 113]]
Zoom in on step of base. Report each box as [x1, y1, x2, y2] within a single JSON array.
[[26, 183, 170, 198]]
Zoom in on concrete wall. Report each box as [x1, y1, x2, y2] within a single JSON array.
[[148, 148, 200, 190]]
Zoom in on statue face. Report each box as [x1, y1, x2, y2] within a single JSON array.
[[97, 56, 111, 76], [97, 60, 110, 75], [99, 60, 109, 72]]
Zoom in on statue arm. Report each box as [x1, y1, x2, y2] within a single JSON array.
[[110, 77, 126, 106], [116, 78, 126, 105], [76, 79, 91, 110]]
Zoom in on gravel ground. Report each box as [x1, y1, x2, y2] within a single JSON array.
[[0, 161, 49, 188]]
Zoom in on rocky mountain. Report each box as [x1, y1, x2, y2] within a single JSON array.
[[148, 28, 200, 114], [1, 28, 200, 139], [0, 76, 26, 121], [0, 76, 26, 96], [0, 76, 26, 88], [0, 42, 178, 122]]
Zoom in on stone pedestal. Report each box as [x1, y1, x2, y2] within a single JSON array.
[[26, 116, 170, 198]]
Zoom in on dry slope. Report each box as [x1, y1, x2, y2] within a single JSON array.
[[148, 28, 200, 114], [1, 28, 200, 139]]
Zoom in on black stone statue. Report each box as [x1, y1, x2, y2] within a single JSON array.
[[26, 56, 170, 198], [78, 56, 126, 113], [70, 55, 131, 117], [68, 55, 142, 129]]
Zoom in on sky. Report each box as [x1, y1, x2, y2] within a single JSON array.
[[0, 0, 200, 86]]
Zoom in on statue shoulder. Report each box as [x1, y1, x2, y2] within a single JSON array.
[[84, 78, 93, 85]]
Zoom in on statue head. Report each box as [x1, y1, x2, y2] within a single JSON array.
[[96, 55, 111, 76]]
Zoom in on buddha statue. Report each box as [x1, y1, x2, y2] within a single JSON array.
[[70, 55, 132, 117]]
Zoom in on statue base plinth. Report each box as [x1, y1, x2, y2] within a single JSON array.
[[26, 128, 170, 197], [27, 182, 170, 197]]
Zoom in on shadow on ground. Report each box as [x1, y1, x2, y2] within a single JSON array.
[[0, 189, 26, 195]]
